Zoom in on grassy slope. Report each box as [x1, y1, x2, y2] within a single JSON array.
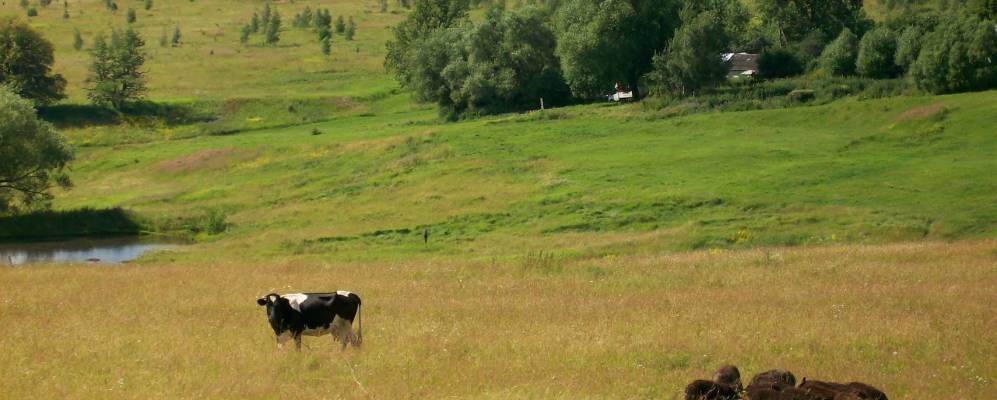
[[48, 91, 997, 263], [2, 1, 997, 399]]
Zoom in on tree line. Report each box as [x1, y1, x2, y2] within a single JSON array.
[[385, 0, 997, 119]]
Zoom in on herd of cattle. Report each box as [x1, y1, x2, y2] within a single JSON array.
[[254, 292, 886, 399], [685, 365, 888, 400]]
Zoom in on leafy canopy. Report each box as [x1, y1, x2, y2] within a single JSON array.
[[0, 88, 73, 214]]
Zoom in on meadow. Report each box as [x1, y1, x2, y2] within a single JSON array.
[[1, 0, 996, 398]]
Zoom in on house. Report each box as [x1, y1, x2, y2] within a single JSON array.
[[722, 53, 759, 78]]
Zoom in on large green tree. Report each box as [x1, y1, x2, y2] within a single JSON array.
[[647, 10, 730, 95], [818, 28, 859, 76], [910, 11, 997, 93], [756, 0, 871, 44], [553, 0, 681, 98], [86, 27, 147, 109], [0, 88, 73, 214], [441, 6, 570, 118], [384, 0, 469, 88], [856, 26, 899, 78], [0, 17, 66, 105]]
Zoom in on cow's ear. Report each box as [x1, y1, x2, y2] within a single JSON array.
[[256, 298, 268, 306]]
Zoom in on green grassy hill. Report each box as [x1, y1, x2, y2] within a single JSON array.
[[2, 0, 996, 259]]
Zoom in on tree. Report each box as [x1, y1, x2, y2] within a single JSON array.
[[894, 25, 923, 72], [126, 8, 136, 23], [856, 26, 899, 78], [240, 24, 252, 44], [380, 0, 388, 13], [18, 0, 28, 9], [0, 17, 67, 105], [554, 0, 681, 98], [818, 28, 859, 76], [250, 12, 260, 33], [261, 3, 272, 29], [144, 0, 153, 11], [0, 88, 74, 214], [265, 11, 281, 45], [401, 6, 569, 119], [27, 7, 38, 17], [321, 36, 331, 55], [63, 5, 69, 19], [171, 24, 181, 47], [756, 0, 871, 44], [72, 28, 83, 50], [86, 27, 147, 109], [647, 10, 729, 96], [910, 11, 997, 93], [345, 17, 356, 40], [385, 0, 470, 89], [335, 15, 346, 33], [757, 47, 804, 79], [314, 9, 332, 30]]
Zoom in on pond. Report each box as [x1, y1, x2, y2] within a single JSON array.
[[0, 236, 185, 266]]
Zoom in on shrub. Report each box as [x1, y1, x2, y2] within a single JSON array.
[[787, 89, 815, 103], [27, 7, 37, 17], [126, 8, 136, 23], [72, 28, 83, 50]]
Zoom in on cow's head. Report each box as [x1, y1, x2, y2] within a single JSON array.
[[256, 293, 280, 306], [257, 293, 294, 336]]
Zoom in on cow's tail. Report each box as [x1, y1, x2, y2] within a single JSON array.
[[354, 303, 363, 348]]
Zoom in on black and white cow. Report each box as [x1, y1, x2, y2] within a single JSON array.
[[256, 291, 362, 350]]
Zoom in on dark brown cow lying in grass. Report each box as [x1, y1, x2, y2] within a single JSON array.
[[685, 365, 743, 400], [744, 369, 887, 400], [797, 379, 888, 400]]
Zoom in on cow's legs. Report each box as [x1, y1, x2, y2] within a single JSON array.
[[294, 333, 302, 351]]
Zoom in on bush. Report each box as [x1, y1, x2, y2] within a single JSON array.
[[857, 27, 899, 78], [819, 28, 859, 76], [758, 48, 804, 79], [27, 7, 37, 17], [787, 89, 815, 103]]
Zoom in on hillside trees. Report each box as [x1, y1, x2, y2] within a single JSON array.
[[86, 27, 147, 109], [756, 0, 871, 44], [0, 17, 67, 105], [385, 0, 470, 89], [0, 88, 73, 214], [856, 26, 899, 78], [554, 0, 681, 98], [648, 10, 730, 95], [818, 28, 859, 76], [265, 11, 281, 45], [397, 6, 569, 119], [909, 11, 997, 93]]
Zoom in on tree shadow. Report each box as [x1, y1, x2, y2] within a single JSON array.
[[37, 101, 216, 129], [0, 207, 144, 241]]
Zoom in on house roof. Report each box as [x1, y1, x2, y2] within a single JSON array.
[[722, 53, 759, 72]]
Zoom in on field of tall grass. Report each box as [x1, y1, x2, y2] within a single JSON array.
[[1, 241, 994, 398]]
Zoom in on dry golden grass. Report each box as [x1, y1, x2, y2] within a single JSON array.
[[1, 241, 994, 399]]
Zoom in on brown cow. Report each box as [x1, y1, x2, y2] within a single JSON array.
[[685, 365, 743, 400], [798, 379, 888, 400], [746, 369, 798, 399]]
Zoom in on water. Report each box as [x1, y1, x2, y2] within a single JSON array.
[[0, 237, 184, 266]]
